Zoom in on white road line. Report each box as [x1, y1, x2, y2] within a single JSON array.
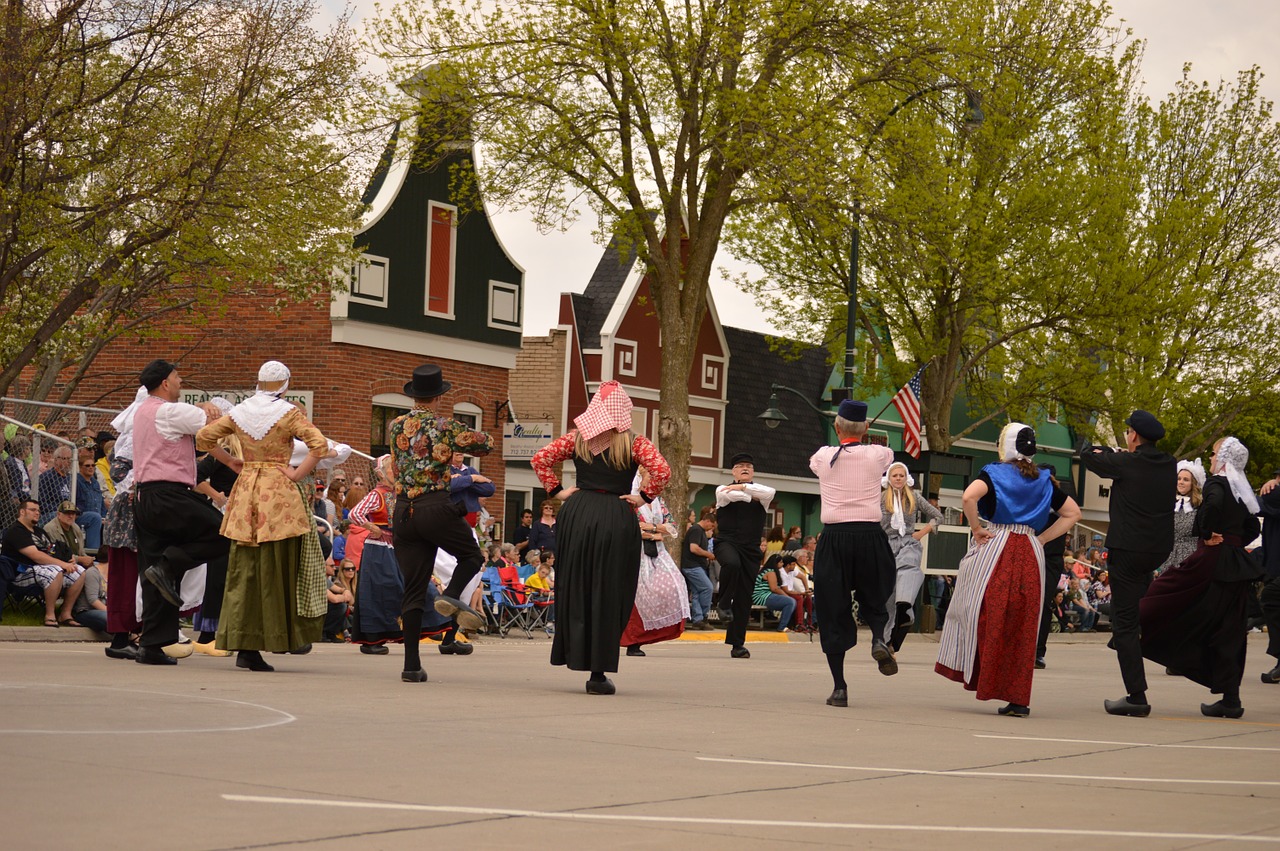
[[222, 794, 1280, 843], [975, 734, 1280, 752], [696, 757, 1280, 787], [0, 684, 295, 734]]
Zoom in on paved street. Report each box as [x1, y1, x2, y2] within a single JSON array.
[[2, 632, 1279, 849]]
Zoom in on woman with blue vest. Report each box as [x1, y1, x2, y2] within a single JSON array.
[[936, 423, 1080, 717]]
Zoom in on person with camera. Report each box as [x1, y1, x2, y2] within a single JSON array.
[[1080, 410, 1175, 717]]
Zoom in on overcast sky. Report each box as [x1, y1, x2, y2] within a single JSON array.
[[325, 0, 1280, 338]]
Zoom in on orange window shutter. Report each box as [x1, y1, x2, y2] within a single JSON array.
[[428, 207, 453, 312]]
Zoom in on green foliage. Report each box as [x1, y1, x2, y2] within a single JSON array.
[[0, 0, 373, 398]]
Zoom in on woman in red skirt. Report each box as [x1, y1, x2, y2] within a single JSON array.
[[936, 423, 1080, 717]]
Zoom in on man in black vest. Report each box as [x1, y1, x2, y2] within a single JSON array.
[[714, 453, 776, 659], [1081, 410, 1175, 716]]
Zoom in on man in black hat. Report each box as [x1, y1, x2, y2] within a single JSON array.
[[713, 452, 776, 658], [809, 399, 898, 707], [387, 364, 494, 683], [1081, 409, 1175, 716]]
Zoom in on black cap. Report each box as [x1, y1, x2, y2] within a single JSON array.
[[139, 359, 177, 391], [729, 452, 754, 467], [1125, 410, 1165, 441], [837, 399, 868, 422]]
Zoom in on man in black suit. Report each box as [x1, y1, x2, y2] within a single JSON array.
[[1257, 469, 1280, 684], [1081, 410, 1175, 717]]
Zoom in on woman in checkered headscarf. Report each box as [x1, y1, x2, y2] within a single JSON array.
[[531, 381, 672, 695]]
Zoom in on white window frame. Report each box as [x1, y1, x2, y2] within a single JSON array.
[[487, 280, 521, 330], [614, 338, 638, 378], [700, 355, 725, 392], [350, 253, 389, 306], [689, 414, 715, 458], [424, 201, 458, 320]]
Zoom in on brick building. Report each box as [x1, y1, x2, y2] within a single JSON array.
[[53, 114, 527, 533]]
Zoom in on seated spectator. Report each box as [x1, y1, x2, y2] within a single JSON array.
[[1050, 590, 1073, 633], [38, 445, 74, 525], [332, 520, 348, 564], [1064, 576, 1097, 632], [71, 564, 108, 632], [1089, 570, 1112, 618], [4, 498, 88, 627], [1068, 554, 1093, 583], [74, 449, 105, 550], [752, 553, 797, 631], [780, 526, 803, 553], [526, 548, 542, 575], [784, 549, 814, 631], [43, 501, 97, 571], [324, 559, 356, 642], [525, 561, 555, 628], [542, 551, 555, 578]]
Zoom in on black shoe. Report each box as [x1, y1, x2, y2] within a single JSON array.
[[322, 634, 344, 644], [1165, 666, 1180, 676], [626, 645, 646, 657], [871, 639, 898, 676], [288, 644, 312, 655], [1103, 697, 1151, 717], [401, 668, 428, 683], [730, 645, 750, 659], [1034, 657, 1046, 670], [433, 595, 485, 631], [1261, 665, 1280, 685], [585, 677, 616, 695], [360, 643, 389, 655], [1201, 700, 1244, 719], [439, 641, 474, 656], [998, 703, 1031, 717], [826, 688, 848, 707], [236, 651, 275, 672], [889, 625, 909, 653], [105, 644, 139, 661], [143, 561, 182, 608], [135, 646, 176, 666]]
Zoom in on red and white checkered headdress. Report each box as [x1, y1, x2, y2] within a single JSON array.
[[574, 381, 634, 456]]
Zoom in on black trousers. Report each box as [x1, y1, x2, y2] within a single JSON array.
[[133, 482, 230, 648], [813, 522, 894, 656], [392, 491, 483, 616], [1107, 547, 1167, 695], [1260, 575, 1280, 661], [716, 540, 761, 648], [1036, 565, 1066, 659]]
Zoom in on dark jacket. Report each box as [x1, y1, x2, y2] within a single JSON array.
[[1080, 442, 1176, 555], [1256, 484, 1280, 580]]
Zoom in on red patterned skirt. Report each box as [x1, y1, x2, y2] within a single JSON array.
[[936, 534, 1041, 706]]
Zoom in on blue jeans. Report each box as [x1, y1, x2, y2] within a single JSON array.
[[764, 593, 796, 631], [1071, 604, 1096, 631], [77, 511, 102, 550], [74, 608, 107, 632], [680, 566, 712, 623]]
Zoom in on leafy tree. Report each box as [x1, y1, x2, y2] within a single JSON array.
[[371, 0, 967, 515], [729, 0, 1142, 450], [0, 0, 370, 399]]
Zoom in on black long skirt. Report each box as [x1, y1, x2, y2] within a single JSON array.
[[1139, 540, 1252, 695], [550, 490, 642, 672]]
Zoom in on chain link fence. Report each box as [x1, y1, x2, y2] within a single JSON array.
[[0, 399, 121, 534]]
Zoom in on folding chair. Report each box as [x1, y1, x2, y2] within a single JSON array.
[[496, 565, 538, 639], [479, 566, 505, 636], [0, 555, 45, 622]]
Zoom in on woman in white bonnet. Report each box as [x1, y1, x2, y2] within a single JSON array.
[[879, 461, 944, 651], [1138, 435, 1262, 718], [1158, 458, 1205, 575]]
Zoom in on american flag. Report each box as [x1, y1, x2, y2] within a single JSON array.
[[891, 367, 925, 458]]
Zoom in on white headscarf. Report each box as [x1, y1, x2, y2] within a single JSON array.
[[998, 422, 1036, 462], [229, 361, 296, 440], [881, 461, 915, 536], [109, 386, 150, 462], [1212, 437, 1259, 514], [1175, 458, 1206, 514]]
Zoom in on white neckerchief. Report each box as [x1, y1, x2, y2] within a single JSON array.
[[229, 391, 295, 440], [890, 489, 909, 537], [1174, 495, 1195, 514]]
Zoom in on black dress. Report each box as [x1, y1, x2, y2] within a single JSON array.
[[1139, 476, 1262, 697], [550, 452, 642, 673]]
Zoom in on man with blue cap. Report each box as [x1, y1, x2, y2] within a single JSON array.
[[809, 399, 899, 708], [1081, 409, 1175, 716]]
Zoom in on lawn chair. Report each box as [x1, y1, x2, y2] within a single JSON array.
[[479, 566, 505, 636], [0, 555, 45, 622], [496, 564, 538, 639]]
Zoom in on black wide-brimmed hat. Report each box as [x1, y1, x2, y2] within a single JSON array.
[[403, 364, 451, 398]]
